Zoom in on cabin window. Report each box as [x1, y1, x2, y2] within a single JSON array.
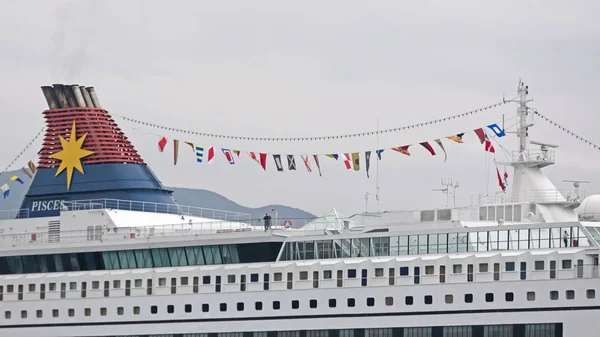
[[505, 262, 515, 271], [505, 292, 514, 302], [445, 295, 453, 304], [534, 261, 545, 270], [479, 263, 488, 273], [299, 271, 308, 280], [453, 264, 462, 274], [587, 289, 596, 299], [399, 267, 409, 276], [347, 298, 355, 307], [465, 294, 473, 303], [375, 268, 384, 277], [562, 260, 572, 269], [405, 296, 413, 305], [425, 266, 434, 275], [566, 290, 575, 300]]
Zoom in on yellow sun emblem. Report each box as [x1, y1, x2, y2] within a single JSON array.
[[49, 121, 94, 190]]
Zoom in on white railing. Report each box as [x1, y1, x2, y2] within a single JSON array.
[[0, 198, 251, 221], [0, 217, 322, 248], [511, 149, 556, 163]]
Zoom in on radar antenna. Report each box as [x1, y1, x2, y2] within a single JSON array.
[[563, 180, 590, 202]]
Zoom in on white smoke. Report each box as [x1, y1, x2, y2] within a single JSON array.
[[49, 0, 103, 83]]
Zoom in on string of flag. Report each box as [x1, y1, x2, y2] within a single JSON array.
[[532, 109, 600, 151], [1, 126, 45, 173], [158, 123, 507, 178], [113, 101, 508, 142], [0, 160, 36, 200]]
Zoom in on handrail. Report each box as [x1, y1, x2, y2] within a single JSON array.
[[0, 198, 251, 221]]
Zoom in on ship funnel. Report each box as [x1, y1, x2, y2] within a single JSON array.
[[80, 86, 94, 107], [63, 85, 78, 108], [71, 84, 86, 107], [52, 84, 69, 108], [41, 86, 59, 110], [86, 87, 101, 108]]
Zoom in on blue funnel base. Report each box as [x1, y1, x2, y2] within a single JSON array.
[[20, 164, 175, 218]]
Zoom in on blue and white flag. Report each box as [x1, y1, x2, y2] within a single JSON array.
[[1, 184, 9, 199], [487, 124, 506, 137]]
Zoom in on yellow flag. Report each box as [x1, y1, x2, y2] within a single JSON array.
[[351, 152, 360, 171]]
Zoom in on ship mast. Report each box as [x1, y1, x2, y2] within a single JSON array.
[[505, 80, 533, 161]]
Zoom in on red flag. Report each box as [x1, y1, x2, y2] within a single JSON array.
[[420, 142, 436, 156], [248, 152, 260, 163], [158, 137, 167, 152], [497, 167, 506, 192], [301, 155, 312, 172], [474, 128, 486, 144], [343, 153, 351, 169], [391, 145, 410, 156], [484, 134, 495, 153], [260, 153, 267, 170], [207, 147, 215, 163]]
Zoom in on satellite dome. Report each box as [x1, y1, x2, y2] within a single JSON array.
[[575, 195, 600, 221]]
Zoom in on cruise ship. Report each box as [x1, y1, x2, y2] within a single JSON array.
[[1, 81, 599, 337]]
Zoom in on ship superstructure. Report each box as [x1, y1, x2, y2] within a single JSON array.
[[0, 81, 599, 337]]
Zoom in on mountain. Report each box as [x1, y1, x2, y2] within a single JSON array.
[[170, 187, 316, 227], [0, 170, 315, 227]]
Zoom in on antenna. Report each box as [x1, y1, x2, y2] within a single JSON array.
[[564, 180, 590, 201], [364, 192, 369, 214], [434, 179, 460, 207]]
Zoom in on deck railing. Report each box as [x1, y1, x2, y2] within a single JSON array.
[[0, 198, 251, 221]]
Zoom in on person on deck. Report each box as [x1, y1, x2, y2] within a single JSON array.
[[263, 213, 272, 231], [563, 230, 569, 247]]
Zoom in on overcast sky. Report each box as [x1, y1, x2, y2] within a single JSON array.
[[0, 1, 599, 217]]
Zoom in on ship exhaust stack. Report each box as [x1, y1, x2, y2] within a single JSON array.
[[71, 84, 86, 107], [86, 87, 101, 108], [63, 85, 78, 108], [41, 86, 59, 110], [52, 84, 69, 108], [80, 86, 94, 107]]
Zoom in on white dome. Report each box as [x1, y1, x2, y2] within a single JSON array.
[[576, 195, 600, 221]]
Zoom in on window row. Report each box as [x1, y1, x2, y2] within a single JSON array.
[[0, 258, 592, 301], [281, 225, 585, 261], [8, 323, 561, 337], [2, 288, 595, 320], [0, 242, 282, 275]]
